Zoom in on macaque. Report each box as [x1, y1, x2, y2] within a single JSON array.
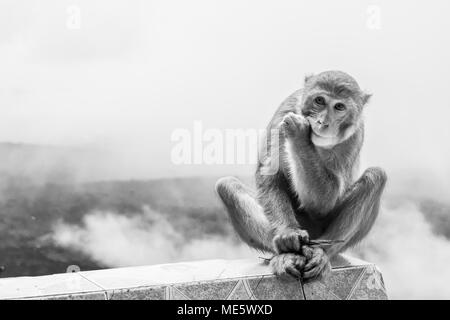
[[216, 71, 387, 280]]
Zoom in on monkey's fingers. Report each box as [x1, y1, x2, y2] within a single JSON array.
[[270, 253, 306, 280], [301, 245, 315, 260], [273, 229, 309, 253], [280, 112, 306, 137], [285, 255, 306, 280], [281, 113, 296, 130], [304, 254, 323, 271], [273, 234, 299, 253], [304, 247, 327, 270], [285, 266, 302, 279], [297, 229, 310, 244], [303, 246, 331, 280]]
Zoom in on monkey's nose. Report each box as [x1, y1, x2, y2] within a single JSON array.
[[317, 120, 329, 128]]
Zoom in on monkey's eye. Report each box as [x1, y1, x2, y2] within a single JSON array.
[[334, 103, 346, 111], [314, 96, 326, 106]]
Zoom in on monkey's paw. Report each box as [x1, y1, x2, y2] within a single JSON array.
[[270, 253, 306, 280], [301, 246, 332, 281], [273, 228, 309, 253], [280, 112, 310, 139]]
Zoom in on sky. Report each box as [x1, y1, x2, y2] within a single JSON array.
[[0, 0, 449, 187]]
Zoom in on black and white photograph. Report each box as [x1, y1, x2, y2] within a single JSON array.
[[0, 0, 449, 304]]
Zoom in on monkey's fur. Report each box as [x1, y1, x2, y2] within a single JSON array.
[[216, 71, 387, 281]]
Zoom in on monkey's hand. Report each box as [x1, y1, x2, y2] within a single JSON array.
[[273, 228, 309, 254], [270, 253, 306, 280], [280, 112, 310, 142], [302, 246, 332, 281]]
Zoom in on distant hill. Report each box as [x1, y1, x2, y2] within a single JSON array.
[[0, 174, 237, 277]]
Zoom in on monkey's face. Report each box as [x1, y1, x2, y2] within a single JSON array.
[[300, 71, 370, 148], [301, 91, 362, 148]]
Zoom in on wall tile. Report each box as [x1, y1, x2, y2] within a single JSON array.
[[174, 280, 237, 300], [349, 266, 388, 300], [109, 286, 166, 300], [43, 292, 107, 300], [227, 280, 252, 300], [247, 276, 304, 300], [304, 267, 365, 300]]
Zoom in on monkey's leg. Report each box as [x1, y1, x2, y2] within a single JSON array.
[[216, 176, 308, 280], [215, 176, 274, 252], [302, 167, 387, 279], [322, 167, 387, 253]]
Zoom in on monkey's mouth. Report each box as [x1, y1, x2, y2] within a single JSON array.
[[306, 117, 338, 140], [310, 128, 340, 148], [311, 132, 339, 148], [311, 128, 337, 139]]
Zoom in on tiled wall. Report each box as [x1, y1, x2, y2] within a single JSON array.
[[0, 257, 388, 300]]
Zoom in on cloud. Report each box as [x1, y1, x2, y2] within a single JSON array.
[[51, 205, 257, 267], [352, 201, 450, 299]]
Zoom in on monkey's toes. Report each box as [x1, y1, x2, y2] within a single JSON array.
[[270, 253, 306, 280], [303, 259, 331, 281], [273, 229, 310, 253], [302, 246, 331, 281]]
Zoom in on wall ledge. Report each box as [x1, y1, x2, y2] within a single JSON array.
[[0, 254, 387, 300]]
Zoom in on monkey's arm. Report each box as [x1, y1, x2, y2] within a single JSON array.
[[281, 113, 340, 212], [256, 171, 309, 253], [256, 172, 298, 230]]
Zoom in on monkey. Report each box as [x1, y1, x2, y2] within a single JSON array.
[[215, 70, 387, 281]]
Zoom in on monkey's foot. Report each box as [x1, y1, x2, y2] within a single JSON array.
[[273, 228, 309, 253], [270, 253, 306, 280], [302, 246, 332, 281], [280, 112, 310, 139]]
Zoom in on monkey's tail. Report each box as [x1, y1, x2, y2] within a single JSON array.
[[215, 176, 274, 253]]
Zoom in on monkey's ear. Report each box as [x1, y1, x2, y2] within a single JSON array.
[[304, 74, 314, 85], [362, 93, 372, 106]]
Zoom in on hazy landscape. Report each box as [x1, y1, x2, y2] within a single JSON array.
[[1, 0, 449, 301], [0, 142, 449, 300]]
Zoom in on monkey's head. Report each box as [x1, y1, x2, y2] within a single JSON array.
[[300, 70, 371, 148]]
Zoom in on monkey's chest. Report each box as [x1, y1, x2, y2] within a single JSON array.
[[284, 156, 345, 215], [292, 178, 342, 214]]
